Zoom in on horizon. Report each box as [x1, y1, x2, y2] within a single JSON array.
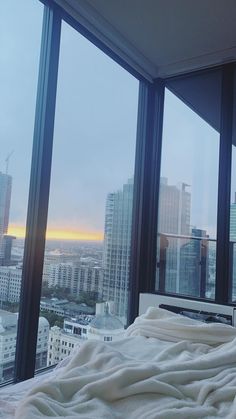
[[8, 225, 103, 242]]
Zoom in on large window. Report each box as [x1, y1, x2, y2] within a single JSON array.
[[2, 1, 235, 384], [39, 20, 138, 368], [0, 0, 43, 382], [156, 71, 222, 299]]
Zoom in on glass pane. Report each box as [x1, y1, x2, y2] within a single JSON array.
[[230, 69, 236, 301], [39, 21, 138, 368], [0, 0, 43, 382], [156, 73, 221, 299]]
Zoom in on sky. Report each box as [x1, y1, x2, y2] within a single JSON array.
[[161, 89, 220, 239], [1, 0, 138, 240], [1, 0, 236, 242]]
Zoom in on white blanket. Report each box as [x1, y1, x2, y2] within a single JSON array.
[[15, 308, 236, 418]]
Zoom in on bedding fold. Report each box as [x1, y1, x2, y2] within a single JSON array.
[[14, 307, 236, 419], [126, 307, 236, 344]]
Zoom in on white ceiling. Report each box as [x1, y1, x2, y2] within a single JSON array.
[[55, 0, 236, 80]]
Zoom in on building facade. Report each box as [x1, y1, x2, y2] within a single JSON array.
[[230, 196, 236, 299], [0, 172, 12, 263], [157, 178, 191, 293], [0, 311, 49, 382], [47, 317, 92, 366], [102, 179, 133, 323], [179, 228, 208, 297], [48, 263, 103, 298], [0, 266, 22, 304]]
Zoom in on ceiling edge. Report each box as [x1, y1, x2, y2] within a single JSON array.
[[158, 46, 236, 78], [54, 0, 157, 81]]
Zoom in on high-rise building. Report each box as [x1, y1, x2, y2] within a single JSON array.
[[0, 311, 49, 382], [48, 263, 73, 289], [158, 178, 191, 236], [0, 266, 22, 303], [102, 178, 191, 320], [102, 179, 133, 323], [157, 178, 191, 293], [179, 228, 208, 297], [230, 194, 236, 242], [0, 172, 12, 264], [47, 263, 103, 298], [230, 194, 236, 299]]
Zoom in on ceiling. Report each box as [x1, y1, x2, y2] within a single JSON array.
[[54, 0, 236, 81]]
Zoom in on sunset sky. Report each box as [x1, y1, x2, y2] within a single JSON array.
[[7, 225, 103, 241]]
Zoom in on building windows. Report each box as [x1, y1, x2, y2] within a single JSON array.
[[230, 68, 236, 301]]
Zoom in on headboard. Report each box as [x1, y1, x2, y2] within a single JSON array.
[[139, 293, 236, 326]]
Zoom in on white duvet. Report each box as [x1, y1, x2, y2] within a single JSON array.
[[14, 308, 236, 418]]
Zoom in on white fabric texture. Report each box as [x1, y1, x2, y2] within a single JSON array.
[[14, 307, 236, 419], [126, 306, 236, 344], [0, 354, 78, 419]]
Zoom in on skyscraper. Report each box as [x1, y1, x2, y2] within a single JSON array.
[[102, 177, 192, 321], [158, 177, 191, 236], [230, 194, 236, 299], [157, 177, 191, 293], [0, 172, 12, 262], [102, 179, 133, 323], [179, 228, 208, 297]]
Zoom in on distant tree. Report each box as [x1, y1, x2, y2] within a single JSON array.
[[76, 291, 99, 307], [41, 284, 53, 298], [40, 310, 63, 328], [2, 301, 19, 313]]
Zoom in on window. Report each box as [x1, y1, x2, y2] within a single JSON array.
[[6, 0, 234, 386], [156, 70, 222, 299], [230, 68, 236, 301], [38, 17, 138, 371], [0, 0, 43, 383]]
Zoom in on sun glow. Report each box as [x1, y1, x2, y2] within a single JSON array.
[[8, 225, 103, 241]]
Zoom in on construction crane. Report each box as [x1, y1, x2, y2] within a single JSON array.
[[5, 151, 14, 175]]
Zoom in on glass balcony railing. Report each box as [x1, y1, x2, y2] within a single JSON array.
[[156, 233, 217, 299]]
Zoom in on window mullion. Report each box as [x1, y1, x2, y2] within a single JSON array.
[[128, 80, 165, 324], [215, 64, 234, 304], [14, 5, 61, 382]]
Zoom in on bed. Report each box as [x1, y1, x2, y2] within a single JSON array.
[[1, 294, 236, 418]]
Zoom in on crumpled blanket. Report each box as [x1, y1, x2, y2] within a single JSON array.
[[15, 307, 236, 419]]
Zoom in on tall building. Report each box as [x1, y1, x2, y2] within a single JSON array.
[[230, 194, 236, 299], [102, 179, 133, 323], [0, 266, 22, 303], [0, 172, 12, 263], [179, 228, 208, 297], [102, 178, 191, 320], [0, 311, 49, 382], [75, 266, 103, 298], [47, 263, 103, 298], [157, 178, 191, 293], [158, 178, 191, 236], [48, 263, 73, 289]]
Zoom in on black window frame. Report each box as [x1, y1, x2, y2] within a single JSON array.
[[151, 64, 235, 309]]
